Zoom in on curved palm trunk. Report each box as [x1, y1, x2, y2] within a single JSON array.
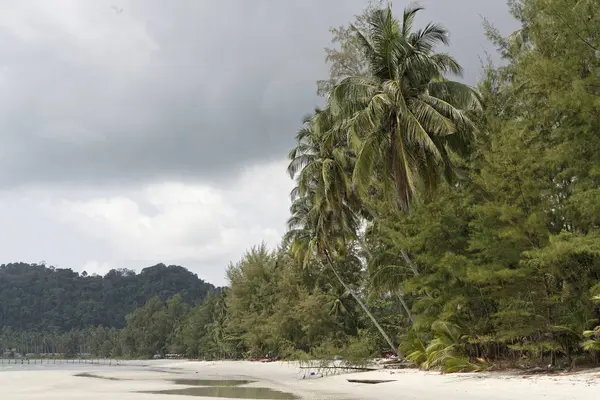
[[401, 250, 419, 276], [359, 236, 415, 325], [321, 253, 398, 356], [397, 291, 414, 324], [398, 250, 419, 324]]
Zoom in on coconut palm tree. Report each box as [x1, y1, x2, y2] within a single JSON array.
[[285, 110, 398, 355], [330, 5, 481, 211], [286, 108, 360, 258], [288, 109, 357, 213], [284, 191, 399, 354]]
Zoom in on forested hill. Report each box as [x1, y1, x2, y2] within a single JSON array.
[[0, 262, 216, 331]]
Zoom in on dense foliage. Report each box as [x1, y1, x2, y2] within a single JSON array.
[[0, 262, 215, 331], [3, 0, 600, 371], [215, 0, 600, 369]]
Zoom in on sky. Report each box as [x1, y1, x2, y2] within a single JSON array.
[[0, 0, 519, 286]]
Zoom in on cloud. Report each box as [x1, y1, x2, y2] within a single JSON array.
[[42, 159, 294, 284], [0, 0, 369, 189], [81, 260, 113, 277]]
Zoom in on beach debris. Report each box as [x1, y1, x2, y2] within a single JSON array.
[[347, 379, 396, 384]]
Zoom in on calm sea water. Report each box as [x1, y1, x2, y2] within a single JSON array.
[[0, 359, 151, 371]]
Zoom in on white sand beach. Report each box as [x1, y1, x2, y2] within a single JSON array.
[[0, 360, 599, 400]]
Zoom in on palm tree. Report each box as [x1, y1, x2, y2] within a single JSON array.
[[286, 108, 360, 262], [330, 5, 481, 211], [286, 110, 398, 355]]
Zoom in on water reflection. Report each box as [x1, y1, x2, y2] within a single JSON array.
[[73, 368, 298, 399], [75, 374, 254, 387], [140, 386, 299, 399], [74, 372, 125, 381], [172, 379, 254, 386]]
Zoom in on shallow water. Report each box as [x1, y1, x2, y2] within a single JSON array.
[[75, 372, 125, 380], [172, 379, 255, 386], [0, 358, 148, 371], [74, 374, 256, 387], [140, 386, 300, 399]]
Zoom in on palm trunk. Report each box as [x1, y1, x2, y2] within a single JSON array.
[[321, 252, 398, 356], [359, 236, 415, 326], [401, 250, 419, 276], [397, 291, 414, 323]]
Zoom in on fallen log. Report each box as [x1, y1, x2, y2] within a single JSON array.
[[298, 366, 377, 371], [347, 379, 395, 384]]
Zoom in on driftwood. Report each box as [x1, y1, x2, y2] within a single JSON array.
[[299, 365, 376, 371], [347, 379, 396, 384], [521, 366, 558, 375], [382, 361, 415, 369]]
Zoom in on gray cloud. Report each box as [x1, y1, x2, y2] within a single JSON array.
[[0, 0, 519, 190]]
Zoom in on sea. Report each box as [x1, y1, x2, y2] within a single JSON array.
[[0, 358, 153, 371]]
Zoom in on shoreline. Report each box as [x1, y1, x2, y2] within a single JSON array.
[[1, 359, 599, 399]]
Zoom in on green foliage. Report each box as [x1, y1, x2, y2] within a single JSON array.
[[405, 337, 427, 366], [371, 0, 600, 370], [0, 262, 215, 331], [291, 0, 600, 371], [583, 295, 600, 353], [329, 5, 480, 211], [223, 244, 367, 359], [309, 330, 378, 366]]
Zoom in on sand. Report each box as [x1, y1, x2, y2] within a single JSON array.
[[0, 360, 599, 399]]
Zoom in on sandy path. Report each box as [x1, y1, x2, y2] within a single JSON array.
[[0, 360, 598, 399]]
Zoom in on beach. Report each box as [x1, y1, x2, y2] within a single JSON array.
[[1, 360, 599, 399]]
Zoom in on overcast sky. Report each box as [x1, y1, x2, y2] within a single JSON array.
[[0, 0, 519, 286]]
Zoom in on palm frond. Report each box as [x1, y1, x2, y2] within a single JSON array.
[[408, 97, 456, 135], [418, 94, 477, 137], [427, 81, 482, 110], [330, 76, 379, 117], [410, 22, 449, 51], [352, 133, 380, 198], [429, 53, 463, 77], [401, 4, 425, 37], [391, 117, 415, 210]]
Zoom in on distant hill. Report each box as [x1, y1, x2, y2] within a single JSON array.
[[0, 262, 216, 331]]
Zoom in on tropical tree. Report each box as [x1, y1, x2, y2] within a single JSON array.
[[330, 5, 481, 210], [286, 108, 398, 354], [286, 4, 483, 356], [287, 108, 360, 259]]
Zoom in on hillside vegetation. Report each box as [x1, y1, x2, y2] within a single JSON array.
[[0, 262, 215, 331]]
